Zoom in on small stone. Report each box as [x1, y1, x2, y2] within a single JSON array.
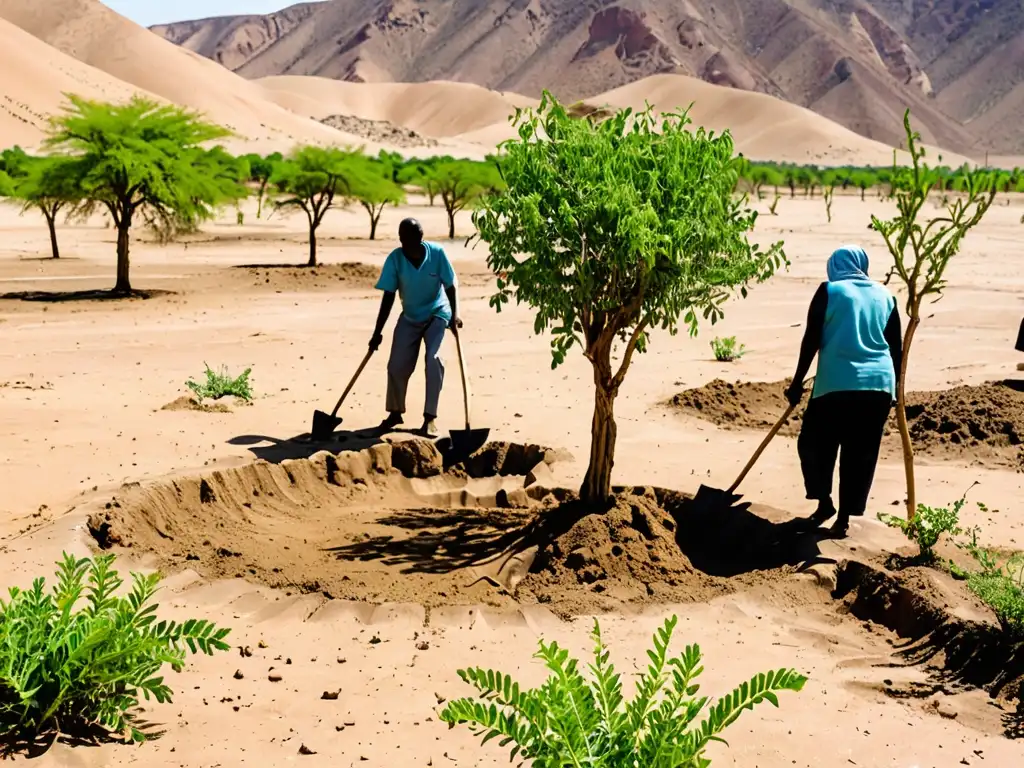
[[239, 646, 253, 658], [258, 640, 268, 649], [337, 657, 347, 664], [933, 697, 959, 720], [233, 670, 244, 680], [322, 690, 340, 700], [416, 640, 429, 651], [298, 744, 317, 755], [434, 692, 446, 704], [268, 672, 283, 683], [369, 635, 381, 645]]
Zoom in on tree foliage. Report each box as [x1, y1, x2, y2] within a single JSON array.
[[440, 615, 806, 767], [433, 159, 503, 239], [0, 554, 230, 744], [871, 111, 997, 521], [45, 94, 247, 293], [474, 94, 785, 503], [5, 154, 82, 259], [271, 145, 363, 266], [349, 157, 406, 240], [243, 152, 281, 219]]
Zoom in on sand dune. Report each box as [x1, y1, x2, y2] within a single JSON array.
[[257, 76, 533, 140], [0, 17, 146, 148], [0, 0, 370, 153]]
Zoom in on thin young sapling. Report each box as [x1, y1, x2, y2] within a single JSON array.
[[871, 111, 997, 520]]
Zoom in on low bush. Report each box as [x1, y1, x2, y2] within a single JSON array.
[[879, 494, 968, 560], [711, 336, 745, 362], [0, 554, 231, 743], [186, 363, 253, 402], [439, 615, 806, 766]]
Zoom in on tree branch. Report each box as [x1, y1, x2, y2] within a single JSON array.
[[612, 316, 651, 388]]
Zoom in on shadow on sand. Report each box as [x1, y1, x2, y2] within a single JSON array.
[[228, 429, 385, 463], [328, 485, 832, 580], [0, 288, 173, 303]]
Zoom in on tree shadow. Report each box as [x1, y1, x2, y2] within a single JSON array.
[[0, 288, 173, 303], [1004, 701, 1024, 739], [227, 429, 384, 463], [327, 506, 541, 575]]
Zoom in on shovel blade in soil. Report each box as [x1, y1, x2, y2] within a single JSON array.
[[690, 484, 745, 517], [310, 409, 342, 441], [449, 427, 490, 460]]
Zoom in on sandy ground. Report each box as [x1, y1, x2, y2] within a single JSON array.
[[1, 193, 1024, 765]]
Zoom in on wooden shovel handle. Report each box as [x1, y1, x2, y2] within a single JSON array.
[[330, 348, 374, 418], [726, 377, 814, 494], [453, 329, 471, 430]]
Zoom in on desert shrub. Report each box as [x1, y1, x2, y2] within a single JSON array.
[[711, 336, 745, 362], [186, 363, 253, 402], [0, 554, 231, 743], [439, 615, 806, 766], [967, 556, 1024, 635], [878, 495, 967, 560]]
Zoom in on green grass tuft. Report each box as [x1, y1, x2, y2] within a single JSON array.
[[186, 363, 253, 402]]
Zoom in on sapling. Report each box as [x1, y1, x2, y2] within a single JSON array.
[[186, 363, 253, 402], [823, 184, 834, 223], [711, 335, 746, 362], [871, 110, 997, 520], [475, 95, 784, 503], [769, 192, 781, 216]]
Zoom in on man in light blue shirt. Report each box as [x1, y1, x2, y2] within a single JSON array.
[[369, 218, 460, 436]]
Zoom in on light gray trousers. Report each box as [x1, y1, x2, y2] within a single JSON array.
[[386, 315, 447, 418]]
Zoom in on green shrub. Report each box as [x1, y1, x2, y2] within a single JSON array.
[[186, 363, 253, 402], [879, 495, 968, 560], [439, 615, 806, 766], [711, 336, 745, 362], [0, 554, 231, 743], [954, 529, 1024, 635]]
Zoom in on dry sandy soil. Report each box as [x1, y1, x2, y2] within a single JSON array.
[[1, 191, 1024, 767]]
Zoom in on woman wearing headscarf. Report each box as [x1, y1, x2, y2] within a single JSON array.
[[785, 245, 903, 538]]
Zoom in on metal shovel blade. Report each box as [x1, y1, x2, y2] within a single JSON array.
[[449, 427, 490, 460], [310, 409, 342, 441]]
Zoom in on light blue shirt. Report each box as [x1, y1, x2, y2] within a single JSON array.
[[375, 242, 457, 324], [813, 279, 897, 399]]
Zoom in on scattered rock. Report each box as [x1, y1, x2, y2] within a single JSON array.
[[416, 640, 430, 651], [233, 669, 244, 680], [268, 672, 283, 683], [322, 690, 340, 700], [298, 744, 317, 755]]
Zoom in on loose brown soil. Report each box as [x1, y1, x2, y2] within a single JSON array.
[[670, 379, 1024, 469], [86, 440, 810, 616]]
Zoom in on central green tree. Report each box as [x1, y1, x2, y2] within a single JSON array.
[[45, 95, 246, 294], [475, 95, 785, 504]]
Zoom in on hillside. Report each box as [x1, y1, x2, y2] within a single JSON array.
[[150, 0, 1024, 155]]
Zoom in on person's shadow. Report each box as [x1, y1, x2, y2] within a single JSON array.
[[228, 428, 385, 463]]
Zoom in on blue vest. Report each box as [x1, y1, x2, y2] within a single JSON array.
[[813, 280, 896, 399]]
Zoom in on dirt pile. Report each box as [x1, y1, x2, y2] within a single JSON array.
[[670, 379, 1024, 469], [85, 440, 813, 615], [234, 263, 381, 291], [319, 114, 438, 149]]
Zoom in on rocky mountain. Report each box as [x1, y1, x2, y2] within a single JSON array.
[[151, 0, 1024, 155]]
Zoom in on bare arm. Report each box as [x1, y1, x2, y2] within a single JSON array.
[[884, 303, 903, 385], [370, 291, 396, 349], [445, 284, 460, 329]]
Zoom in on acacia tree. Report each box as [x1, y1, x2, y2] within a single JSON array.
[[271, 146, 361, 267], [7, 155, 81, 259], [475, 95, 785, 504], [871, 111, 997, 521], [46, 95, 246, 294], [244, 152, 281, 219], [349, 159, 405, 240], [432, 160, 503, 239], [397, 161, 439, 206]]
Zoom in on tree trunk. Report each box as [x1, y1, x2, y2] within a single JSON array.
[[369, 212, 379, 240], [896, 314, 921, 521], [307, 225, 318, 267], [114, 225, 131, 294], [580, 382, 617, 505], [860, 187, 866, 201], [44, 210, 59, 259], [446, 207, 456, 239]]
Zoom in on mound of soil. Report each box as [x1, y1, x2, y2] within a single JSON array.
[[235, 263, 381, 291], [161, 395, 233, 413], [670, 379, 1024, 469], [85, 440, 812, 615]]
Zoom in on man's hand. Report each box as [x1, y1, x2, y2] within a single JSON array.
[[369, 332, 384, 352], [784, 380, 804, 407], [449, 316, 463, 332]]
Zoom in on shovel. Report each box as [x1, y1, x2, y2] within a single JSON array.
[[690, 379, 812, 516], [447, 329, 490, 460], [310, 348, 374, 440]]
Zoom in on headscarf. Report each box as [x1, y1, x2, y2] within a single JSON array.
[[826, 245, 870, 282]]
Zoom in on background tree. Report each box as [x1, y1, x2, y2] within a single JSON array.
[[9, 155, 82, 259], [244, 152, 281, 219], [349, 158, 405, 240], [475, 95, 785, 504], [432, 159, 504, 239], [871, 110, 997, 521], [271, 145, 362, 267], [46, 95, 246, 294], [397, 160, 439, 206]]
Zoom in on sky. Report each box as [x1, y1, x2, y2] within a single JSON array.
[[100, 1, 321, 27]]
